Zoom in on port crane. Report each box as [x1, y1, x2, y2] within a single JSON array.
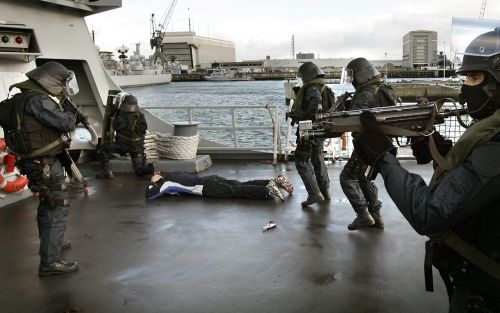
[[150, 0, 178, 68]]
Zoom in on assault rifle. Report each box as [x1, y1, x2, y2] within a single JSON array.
[[298, 98, 468, 142], [60, 96, 98, 193], [61, 97, 90, 130]]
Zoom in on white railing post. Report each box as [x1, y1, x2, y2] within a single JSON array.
[[273, 105, 279, 165]]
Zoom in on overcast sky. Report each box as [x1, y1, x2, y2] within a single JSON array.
[[85, 0, 500, 61]]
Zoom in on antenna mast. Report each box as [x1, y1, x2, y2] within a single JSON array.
[[291, 35, 295, 59]]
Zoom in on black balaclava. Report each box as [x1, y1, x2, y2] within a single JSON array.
[[460, 74, 498, 120]]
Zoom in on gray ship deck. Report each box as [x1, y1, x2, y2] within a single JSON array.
[[0, 160, 448, 313]]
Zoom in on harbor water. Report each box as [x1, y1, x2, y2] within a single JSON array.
[[125, 81, 355, 149]]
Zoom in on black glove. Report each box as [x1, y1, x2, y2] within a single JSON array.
[[410, 131, 453, 164], [353, 111, 397, 166], [17, 160, 44, 192], [76, 113, 90, 128]]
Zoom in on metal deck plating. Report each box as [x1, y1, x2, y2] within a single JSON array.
[[0, 160, 447, 313]]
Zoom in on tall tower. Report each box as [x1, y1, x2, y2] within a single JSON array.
[[291, 35, 295, 59]]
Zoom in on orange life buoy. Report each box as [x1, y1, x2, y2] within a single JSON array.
[[0, 138, 29, 193], [0, 174, 29, 193]]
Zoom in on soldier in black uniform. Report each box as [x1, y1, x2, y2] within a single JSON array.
[[97, 92, 154, 179], [8, 61, 79, 276], [353, 29, 500, 312], [292, 62, 331, 207], [340, 57, 396, 230]]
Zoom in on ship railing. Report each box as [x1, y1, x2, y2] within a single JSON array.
[[142, 104, 282, 164]]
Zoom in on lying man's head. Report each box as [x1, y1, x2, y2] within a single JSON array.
[[151, 174, 163, 183]]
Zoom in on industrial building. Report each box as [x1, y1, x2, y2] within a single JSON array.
[[161, 31, 236, 70], [159, 31, 404, 73], [402, 30, 438, 68]]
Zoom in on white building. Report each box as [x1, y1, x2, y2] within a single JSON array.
[[161, 32, 235, 69], [402, 30, 438, 68]]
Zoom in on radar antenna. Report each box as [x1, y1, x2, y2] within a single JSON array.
[[150, 0, 178, 68]]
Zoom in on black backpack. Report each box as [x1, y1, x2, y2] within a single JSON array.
[[374, 84, 398, 107], [320, 85, 336, 111], [0, 92, 35, 154]]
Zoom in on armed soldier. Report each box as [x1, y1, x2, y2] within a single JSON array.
[[96, 92, 154, 179], [290, 62, 333, 207], [6, 61, 79, 276], [340, 57, 397, 230], [353, 29, 500, 312]]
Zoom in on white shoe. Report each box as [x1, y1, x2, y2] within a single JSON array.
[[266, 180, 285, 201]]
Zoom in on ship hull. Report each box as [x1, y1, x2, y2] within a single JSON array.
[[111, 73, 172, 88]]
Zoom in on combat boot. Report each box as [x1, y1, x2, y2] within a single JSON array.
[[320, 189, 331, 200], [134, 162, 155, 177], [39, 259, 79, 277], [301, 193, 324, 207], [348, 208, 375, 230], [96, 166, 114, 179], [96, 148, 114, 179], [370, 211, 384, 228]]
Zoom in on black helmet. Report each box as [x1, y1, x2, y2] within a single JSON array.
[[345, 57, 380, 86], [119, 94, 140, 112], [26, 61, 76, 96], [297, 62, 325, 82], [456, 27, 500, 83]]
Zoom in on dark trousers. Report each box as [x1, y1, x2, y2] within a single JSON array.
[[339, 151, 381, 214], [294, 138, 330, 195], [201, 175, 270, 199], [101, 138, 146, 174]]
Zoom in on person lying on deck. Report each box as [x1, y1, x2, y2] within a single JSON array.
[[145, 172, 293, 201]]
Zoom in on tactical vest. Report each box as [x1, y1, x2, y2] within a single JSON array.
[[290, 78, 335, 124], [114, 110, 147, 144], [351, 83, 397, 109], [4, 91, 64, 158]]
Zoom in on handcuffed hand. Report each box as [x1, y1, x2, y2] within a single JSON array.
[[353, 111, 396, 166], [410, 131, 453, 164]]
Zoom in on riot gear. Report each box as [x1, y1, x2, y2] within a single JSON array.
[[26, 62, 78, 97], [6, 63, 79, 276], [119, 94, 140, 112], [345, 57, 380, 88], [97, 92, 154, 178], [457, 27, 500, 120], [297, 62, 325, 82], [456, 27, 500, 83]]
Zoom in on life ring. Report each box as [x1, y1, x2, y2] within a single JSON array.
[[0, 139, 6, 151], [0, 138, 29, 193], [0, 174, 29, 193]]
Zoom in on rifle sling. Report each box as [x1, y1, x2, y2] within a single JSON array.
[[429, 231, 500, 281], [20, 137, 65, 158]]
